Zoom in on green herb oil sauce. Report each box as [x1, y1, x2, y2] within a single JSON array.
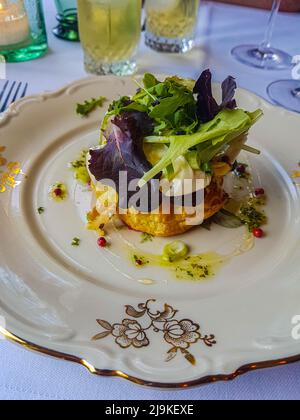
[[129, 229, 254, 282]]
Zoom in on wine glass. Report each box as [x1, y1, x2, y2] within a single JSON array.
[[232, 0, 292, 70], [268, 80, 300, 113]]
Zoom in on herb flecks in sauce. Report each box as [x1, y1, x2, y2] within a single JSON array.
[[229, 162, 268, 234], [37, 207, 45, 215], [173, 254, 219, 280], [130, 250, 226, 281], [72, 237, 81, 247], [239, 197, 267, 232], [70, 150, 90, 185], [133, 254, 150, 267], [50, 183, 68, 201], [140, 232, 154, 243]]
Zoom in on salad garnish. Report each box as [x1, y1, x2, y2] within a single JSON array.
[[89, 70, 263, 207], [76, 96, 107, 117], [71, 237, 81, 247], [81, 70, 268, 280]]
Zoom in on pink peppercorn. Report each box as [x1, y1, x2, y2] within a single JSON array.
[[253, 228, 264, 238], [236, 164, 246, 174], [54, 188, 62, 197], [255, 188, 265, 197], [97, 237, 107, 248]]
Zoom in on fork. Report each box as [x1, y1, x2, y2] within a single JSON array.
[[0, 80, 28, 113]]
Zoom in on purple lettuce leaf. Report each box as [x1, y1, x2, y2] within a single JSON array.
[[193, 70, 237, 123], [221, 75, 237, 110], [88, 111, 160, 211]]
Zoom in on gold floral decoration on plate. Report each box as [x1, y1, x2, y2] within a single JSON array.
[[0, 146, 24, 193], [92, 299, 216, 366]]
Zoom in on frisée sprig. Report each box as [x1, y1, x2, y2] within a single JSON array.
[[76, 96, 107, 117]]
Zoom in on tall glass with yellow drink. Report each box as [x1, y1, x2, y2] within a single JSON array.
[[77, 0, 142, 75], [145, 0, 200, 53]]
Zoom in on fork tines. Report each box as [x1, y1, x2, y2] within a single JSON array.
[[0, 80, 28, 113]]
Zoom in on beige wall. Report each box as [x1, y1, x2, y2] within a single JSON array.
[[213, 0, 300, 12]]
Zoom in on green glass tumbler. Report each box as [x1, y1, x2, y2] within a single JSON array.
[[0, 0, 48, 63], [53, 0, 79, 42]]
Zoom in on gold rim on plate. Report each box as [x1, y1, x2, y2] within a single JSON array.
[[1, 326, 300, 389]]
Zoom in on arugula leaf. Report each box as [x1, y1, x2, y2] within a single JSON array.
[[76, 96, 107, 117], [189, 111, 262, 164], [185, 150, 201, 170], [143, 73, 160, 89], [149, 91, 194, 119], [141, 109, 262, 185], [166, 76, 196, 91]]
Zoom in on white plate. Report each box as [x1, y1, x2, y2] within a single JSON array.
[[0, 76, 300, 388]]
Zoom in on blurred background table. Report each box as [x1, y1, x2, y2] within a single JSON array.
[[1, 0, 300, 400], [215, 0, 300, 12]]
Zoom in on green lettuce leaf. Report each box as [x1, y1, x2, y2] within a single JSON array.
[[140, 108, 263, 185]]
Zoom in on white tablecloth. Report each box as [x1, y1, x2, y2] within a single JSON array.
[[1, 0, 300, 400]]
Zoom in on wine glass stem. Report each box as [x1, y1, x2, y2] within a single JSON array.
[[260, 0, 281, 52], [292, 87, 300, 98]]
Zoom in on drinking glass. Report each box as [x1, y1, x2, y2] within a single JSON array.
[[77, 0, 142, 76], [53, 0, 79, 42], [268, 80, 300, 113], [145, 0, 200, 53], [0, 0, 48, 62], [232, 0, 292, 70]]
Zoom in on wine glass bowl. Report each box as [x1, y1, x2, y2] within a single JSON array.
[[232, 0, 292, 70], [268, 80, 300, 113], [232, 44, 292, 70]]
